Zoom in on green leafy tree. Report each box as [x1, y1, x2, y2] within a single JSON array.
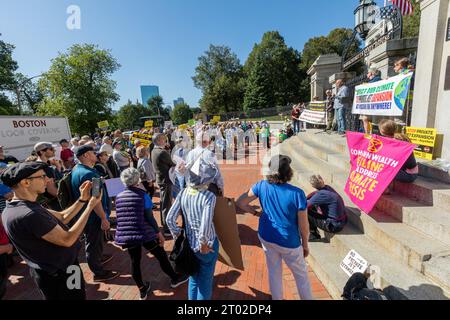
[[171, 102, 193, 125], [403, 0, 421, 38], [147, 95, 171, 120], [301, 28, 361, 71], [193, 45, 244, 114], [0, 36, 19, 115], [36, 44, 120, 134], [114, 100, 149, 130], [243, 31, 305, 110]]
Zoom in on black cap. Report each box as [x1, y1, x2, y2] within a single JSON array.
[[76, 145, 94, 158], [0, 162, 49, 187]]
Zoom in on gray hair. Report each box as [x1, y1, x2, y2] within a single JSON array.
[[368, 67, 380, 75], [120, 168, 140, 187], [102, 136, 111, 143], [309, 174, 325, 189]]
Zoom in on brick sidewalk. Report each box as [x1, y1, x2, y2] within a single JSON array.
[[4, 143, 331, 300]]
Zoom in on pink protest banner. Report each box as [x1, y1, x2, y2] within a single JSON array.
[[345, 132, 416, 214]]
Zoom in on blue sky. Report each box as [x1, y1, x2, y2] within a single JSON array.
[[0, 0, 385, 110]]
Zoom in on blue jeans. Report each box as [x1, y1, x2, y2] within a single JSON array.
[[188, 238, 219, 300], [292, 120, 300, 134], [336, 108, 346, 134]]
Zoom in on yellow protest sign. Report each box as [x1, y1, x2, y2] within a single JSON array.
[[212, 116, 221, 123], [406, 127, 437, 160], [131, 132, 152, 147], [178, 124, 188, 130], [144, 120, 154, 128], [97, 120, 109, 129]]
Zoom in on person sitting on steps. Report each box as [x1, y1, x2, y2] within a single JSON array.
[[307, 175, 347, 242]]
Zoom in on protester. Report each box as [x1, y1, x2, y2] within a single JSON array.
[[71, 145, 118, 282], [291, 105, 301, 135], [379, 120, 418, 184], [166, 161, 219, 301], [360, 68, 382, 134], [394, 57, 411, 75], [0, 146, 19, 166], [112, 139, 131, 172], [1, 162, 103, 300], [185, 130, 224, 196], [306, 175, 347, 241], [236, 155, 312, 300], [115, 168, 188, 300], [334, 79, 351, 136], [34, 142, 63, 210], [136, 146, 156, 197], [151, 133, 176, 237], [60, 139, 75, 171], [325, 90, 335, 132], [100, 136, 113, 155], [94, 151, 114, 180], [131, 139, 142, 168]]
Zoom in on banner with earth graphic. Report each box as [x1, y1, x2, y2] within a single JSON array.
[[351, 72, 413, 116]]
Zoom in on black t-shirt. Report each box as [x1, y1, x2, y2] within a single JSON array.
[[1, 200, 81, 273]]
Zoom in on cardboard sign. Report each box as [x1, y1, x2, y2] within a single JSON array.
[[144, 120, 154, 128], [299, 101, 327, 125], [340, 249, 369, 277], [213, 197, 244, 271], [345, 132, 416, 213], [352, 72, 413, 116], [406, 127, 437, 160], [97, 120, 109, 129], [164, 121, 173, 128]]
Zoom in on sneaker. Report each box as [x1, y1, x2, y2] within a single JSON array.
[[101, 254, 113, 265], [139, 282, 152, 300], [309, 232, 321, 242], [93, 270, 120, 282], [170, 274, 189, 288]]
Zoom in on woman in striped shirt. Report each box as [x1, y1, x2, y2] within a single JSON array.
[[166, 161, 219, 300]]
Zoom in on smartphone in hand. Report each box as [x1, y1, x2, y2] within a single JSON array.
[[91, 178, 101, 198]]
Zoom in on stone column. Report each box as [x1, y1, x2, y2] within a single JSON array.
[[410, 0, 450, 160]]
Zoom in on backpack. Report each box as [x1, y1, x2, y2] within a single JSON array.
[[57, 170, 75, 210], [342, 272, 388, 300]]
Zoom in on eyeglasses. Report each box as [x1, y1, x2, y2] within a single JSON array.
[[26, 174, 48, 181]]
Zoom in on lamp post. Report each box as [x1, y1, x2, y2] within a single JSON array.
[[354, 0, 377, 41]]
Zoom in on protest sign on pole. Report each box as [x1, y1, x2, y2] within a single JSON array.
[[298, 101, 327, 125], [164, 121, 173, 129], [97, 120, 109, 130], [345, 132, 416, 213], [352, 72, 413, 116], [144, 120, 154, 128], [188, 119, 195, 126], [406, 127, 437, 160], [212, 116, 221, 123]]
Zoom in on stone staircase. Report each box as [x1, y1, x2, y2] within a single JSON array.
[[264, 130, 450, 300]]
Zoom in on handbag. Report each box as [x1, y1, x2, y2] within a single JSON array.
[[169, 210, 199, 276]]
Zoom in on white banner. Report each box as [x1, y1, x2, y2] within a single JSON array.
[[299, 101, 327, 125], [352, 72, 413, 116]]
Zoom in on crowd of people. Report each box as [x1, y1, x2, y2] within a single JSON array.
[[0, 57, 419, 301]]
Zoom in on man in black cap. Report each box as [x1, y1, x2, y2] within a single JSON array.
[[1, 162, 102, 300], [70, 145, 118, 282]]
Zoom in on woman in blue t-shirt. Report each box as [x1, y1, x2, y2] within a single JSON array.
[[237, 155, 312, 300]]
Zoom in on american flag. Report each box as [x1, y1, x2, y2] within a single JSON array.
[[379, 5, 398, 20], [385, 0, 414, 16]]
